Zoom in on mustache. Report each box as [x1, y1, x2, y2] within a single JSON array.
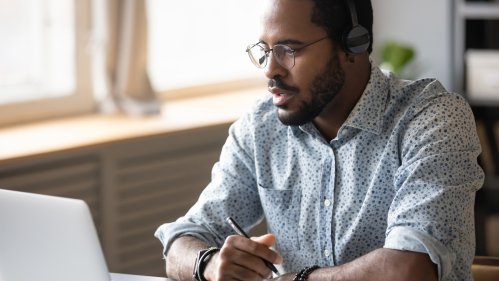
[[268, 78, 300, 94]]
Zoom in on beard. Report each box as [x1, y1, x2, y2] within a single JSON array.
[[269, 50, 346, 126]]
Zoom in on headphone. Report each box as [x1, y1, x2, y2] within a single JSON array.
[[342, 0, 371, 55]]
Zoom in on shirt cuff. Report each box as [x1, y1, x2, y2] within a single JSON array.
[[154, 221, 222, 260], [383, 226, 456, 281]]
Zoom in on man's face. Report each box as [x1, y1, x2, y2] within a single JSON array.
[[260, 0, 346, 126]]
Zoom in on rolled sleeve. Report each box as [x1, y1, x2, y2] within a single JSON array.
[[154, 220, 222, 259], [384, 226, 456, 280]]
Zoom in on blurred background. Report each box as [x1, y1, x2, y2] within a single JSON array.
[[0, 0, 498, 277]]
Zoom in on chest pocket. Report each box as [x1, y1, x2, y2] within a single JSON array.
[[258, 186, 301, 251]]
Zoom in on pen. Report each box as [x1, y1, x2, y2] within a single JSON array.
[[226, 217, 281, 277]]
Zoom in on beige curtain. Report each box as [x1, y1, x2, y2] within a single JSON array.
[[103, 0, 160, 116]]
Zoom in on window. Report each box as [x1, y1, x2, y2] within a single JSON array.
[[146, 0, 267, 97], [0, 0, 93, 126], [0, 0, 267, 126]]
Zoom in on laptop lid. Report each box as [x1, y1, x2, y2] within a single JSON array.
[[0, 189, 111, 281]]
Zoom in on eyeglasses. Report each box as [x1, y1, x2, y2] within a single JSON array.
[[246, 36, 329, 69]]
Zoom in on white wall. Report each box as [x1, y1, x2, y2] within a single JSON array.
[[372, 0, 453, 91]]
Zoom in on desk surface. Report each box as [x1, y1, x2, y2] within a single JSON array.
[[111, 273, 172, 281]]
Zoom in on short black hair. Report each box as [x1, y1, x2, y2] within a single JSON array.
[[310, 0, 373, 54]]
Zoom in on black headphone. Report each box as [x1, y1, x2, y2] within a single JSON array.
[[342, 0, 371, 55]]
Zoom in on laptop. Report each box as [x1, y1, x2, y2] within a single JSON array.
[[0, 189, 111, 281]]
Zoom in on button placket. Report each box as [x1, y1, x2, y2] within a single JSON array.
[[321, 146, 335, 264]]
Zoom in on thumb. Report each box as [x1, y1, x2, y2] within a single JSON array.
[[250, 233, 277, 248]]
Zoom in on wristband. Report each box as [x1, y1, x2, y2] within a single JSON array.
[[293, 265, 320, 281], [193, 247, 220, 281]]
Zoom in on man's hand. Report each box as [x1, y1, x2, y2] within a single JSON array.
[[167, 236, 437, 281], [205, 234, 283, 281]]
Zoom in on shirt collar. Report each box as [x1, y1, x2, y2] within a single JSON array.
[[341, 60, 389, 135], [298, 59, 389, 137]]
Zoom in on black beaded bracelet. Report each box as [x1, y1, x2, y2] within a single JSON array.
[[293, 265, 320, 281]]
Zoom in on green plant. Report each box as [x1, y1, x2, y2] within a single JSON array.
[[379, 41, 415, 77]]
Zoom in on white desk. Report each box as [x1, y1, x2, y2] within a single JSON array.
[[111, 273, 171, 281]]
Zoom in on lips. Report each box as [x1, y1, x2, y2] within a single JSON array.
[[273, 93, 293, 106], [269, 87, 294, 106]]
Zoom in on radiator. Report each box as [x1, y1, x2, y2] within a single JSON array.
[[0, 123, 247, 277]]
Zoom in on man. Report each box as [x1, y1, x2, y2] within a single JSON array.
[[155, 0, 484, 280]]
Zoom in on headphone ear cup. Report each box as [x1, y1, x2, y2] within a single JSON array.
[[342, 25, 370, 55]]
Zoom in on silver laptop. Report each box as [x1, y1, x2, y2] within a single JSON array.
[[0, 189, 111, 281]]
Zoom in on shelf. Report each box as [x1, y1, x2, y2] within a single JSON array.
[[0, 88, 267, 163], [452, 1, 499, 96], [458, 2, 499, 19]]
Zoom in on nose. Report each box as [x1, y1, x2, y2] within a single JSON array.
[[264, 51, 287, 80]]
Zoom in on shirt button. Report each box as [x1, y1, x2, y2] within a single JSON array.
[[324, 249, 330, 257], [329, 150, 333, 156], [324, 199, 331, 206], [342, 129, 348, 135]]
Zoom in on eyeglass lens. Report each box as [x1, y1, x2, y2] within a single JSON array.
[[247, 45, 267, 68], [247, 44, 295, 69]]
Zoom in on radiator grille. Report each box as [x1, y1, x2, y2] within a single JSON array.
[[115, 125, 229, 276], [0, 156, 102, 235]]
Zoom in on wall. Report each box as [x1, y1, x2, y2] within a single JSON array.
[[371, 0, 453, 91]]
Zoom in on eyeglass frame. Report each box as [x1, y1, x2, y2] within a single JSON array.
[[246, 36, 331, 69]]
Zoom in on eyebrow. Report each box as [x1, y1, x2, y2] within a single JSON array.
[[258, 38, 305, 46]]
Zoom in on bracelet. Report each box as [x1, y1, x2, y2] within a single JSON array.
[[293, 265, 320, 281], [193, 247, 220, 281]]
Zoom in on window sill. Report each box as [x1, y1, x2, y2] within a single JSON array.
[[0, 87, 267, 164]]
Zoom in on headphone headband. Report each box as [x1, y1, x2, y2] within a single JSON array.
[[345, 0, 359, 27]]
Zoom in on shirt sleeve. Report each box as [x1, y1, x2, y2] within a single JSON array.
[[385, 92, 484, 281], [154, 105, 264, 261]]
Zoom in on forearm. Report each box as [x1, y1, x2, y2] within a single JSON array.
[[166, 236, 210, 281], [301, 249, 437, 281], [166, 234, 282, 281]]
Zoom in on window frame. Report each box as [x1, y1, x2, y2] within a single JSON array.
[[157, 77, 267, 101], [0, 0, 94, 127]]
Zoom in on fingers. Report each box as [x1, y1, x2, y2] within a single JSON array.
[[210, 235, 281, 281], [250, 234, 277, 248], [220, 242, 272, 278], [226, 235, 282, 264]]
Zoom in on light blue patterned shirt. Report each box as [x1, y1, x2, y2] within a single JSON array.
[[155, 62, 484, 281]]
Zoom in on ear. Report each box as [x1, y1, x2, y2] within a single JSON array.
[[336, 47, 354, 71], [345, 51, 356, 64], [332, 42, 351, 65]]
